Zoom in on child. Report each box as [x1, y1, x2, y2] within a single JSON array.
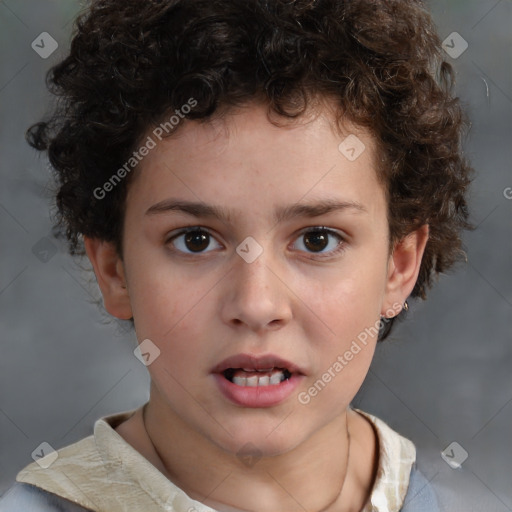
[[0, 0, 473, 510]]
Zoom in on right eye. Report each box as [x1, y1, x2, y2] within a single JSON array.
[[166, 227, 223, 254]]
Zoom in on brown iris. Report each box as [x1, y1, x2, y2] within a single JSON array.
[[184, 230, 210, 252], [303, 230, 329, 252]]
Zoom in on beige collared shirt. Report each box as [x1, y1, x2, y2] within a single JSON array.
[[16, 407, 416, 512]]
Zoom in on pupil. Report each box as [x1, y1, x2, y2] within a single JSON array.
[[304, 231, 328, 252], [185, 231, 209, 252]]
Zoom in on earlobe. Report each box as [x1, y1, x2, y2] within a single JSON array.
[[382, 224, 429, 317], [84, 236, 133, 320]]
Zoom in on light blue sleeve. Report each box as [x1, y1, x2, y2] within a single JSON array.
[[0, 482, 91, 512], [400, 467, 442, 512]]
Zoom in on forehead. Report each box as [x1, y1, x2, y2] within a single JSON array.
[[125, 103, 386, 223]]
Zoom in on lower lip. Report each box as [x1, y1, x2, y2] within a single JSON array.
[[213, 373, 303, 408]]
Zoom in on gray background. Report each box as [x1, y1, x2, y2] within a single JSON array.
[[0, 0, 511, 510]]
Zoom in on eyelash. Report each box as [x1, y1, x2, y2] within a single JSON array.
[[165, 226, 347, 259]]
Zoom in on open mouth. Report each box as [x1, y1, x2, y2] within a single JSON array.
[[222, 367, 293, 387], [213, 354, 304, 406]]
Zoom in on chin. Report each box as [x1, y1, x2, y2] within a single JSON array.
[[211, 418, 311, 458]]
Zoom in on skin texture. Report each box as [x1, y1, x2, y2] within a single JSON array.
[[85, 102, 428, 511]]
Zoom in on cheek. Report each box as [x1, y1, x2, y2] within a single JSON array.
[[294, 255, 386, 407], [302, 258, 387, 342], [124, 254, 203, 341], [300, 286, 379, 413], [129, 276, 207, 386]]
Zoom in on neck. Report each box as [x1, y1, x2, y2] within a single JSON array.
[[133, 388, 376, 512]]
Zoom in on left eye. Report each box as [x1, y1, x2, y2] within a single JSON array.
[[292, 227, 345, 255], [168, 228, 222, 254]]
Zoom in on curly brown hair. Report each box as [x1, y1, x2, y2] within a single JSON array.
[[27, 0, 473, 340]]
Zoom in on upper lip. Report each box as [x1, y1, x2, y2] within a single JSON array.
[[211, 353, 305, 375]]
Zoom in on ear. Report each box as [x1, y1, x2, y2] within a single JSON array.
[[84, 236, 133, 320], [381, 224, 429, 317]]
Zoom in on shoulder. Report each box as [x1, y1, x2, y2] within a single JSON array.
[[352, 408, 442, 512], [13, 433, 104, 511], [401, 467, 442, 512], [0, 482, 92, 512]]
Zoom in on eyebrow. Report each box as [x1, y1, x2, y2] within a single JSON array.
[[145, 198, 367, 224]]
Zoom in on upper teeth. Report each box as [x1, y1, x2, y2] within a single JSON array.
[[233, 369, 286, 387]]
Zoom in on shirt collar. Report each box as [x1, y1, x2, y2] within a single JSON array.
[[353, 408, 416, 511], [17, 405, 415, 512]]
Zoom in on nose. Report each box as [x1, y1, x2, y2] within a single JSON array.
[[219, 248, 293, 334]]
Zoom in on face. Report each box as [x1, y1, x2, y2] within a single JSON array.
[[103, 103, 409, 456]]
